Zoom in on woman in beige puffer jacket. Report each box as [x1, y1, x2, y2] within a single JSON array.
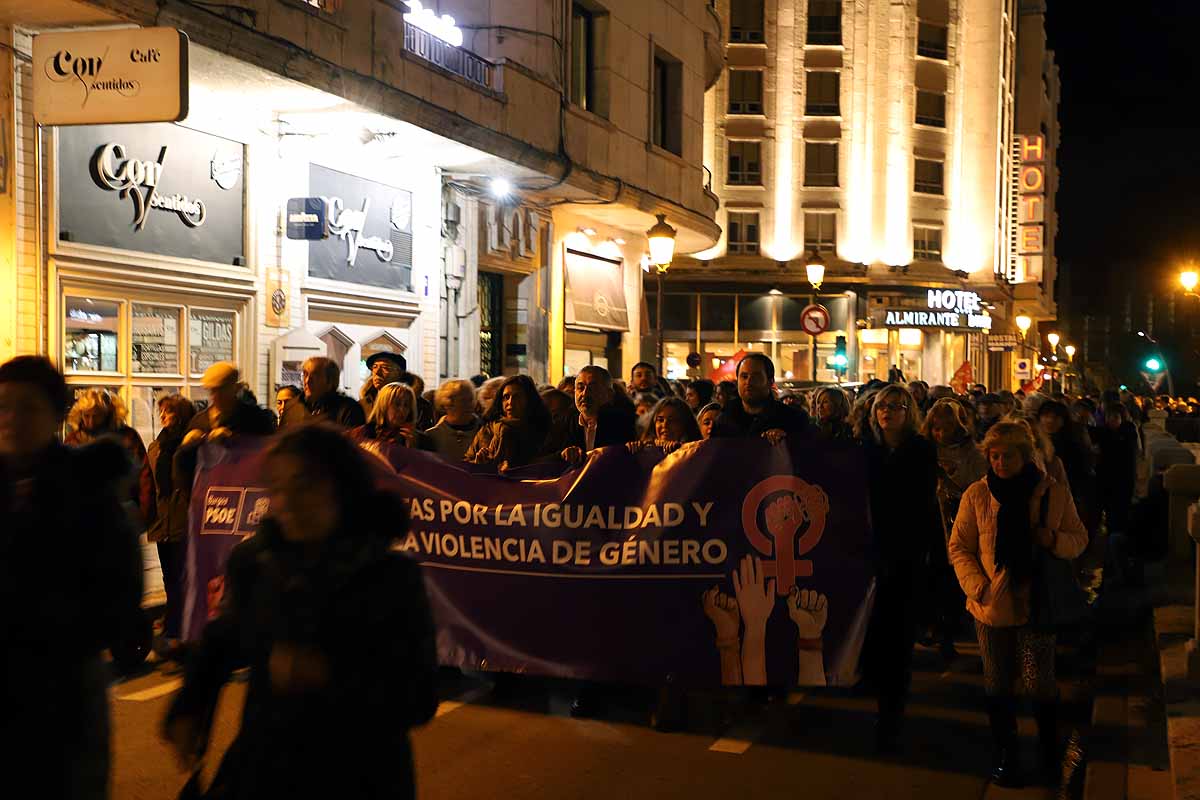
[[948, 421, 1088, 787]]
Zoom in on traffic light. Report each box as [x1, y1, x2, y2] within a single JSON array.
[[830, 335, 849, 373], [1145, 356, 1164, 372]]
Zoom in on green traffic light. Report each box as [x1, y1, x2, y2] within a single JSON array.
[[1145, 357, 1163, 372]]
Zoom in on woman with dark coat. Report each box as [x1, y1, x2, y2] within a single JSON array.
[[1037, 400, 1098, 532], [857, 383, 943, 752], [164, 424, 437, 800], [813, 386, 855, 441], [1, 357, 144, 799], [140, 393, 197, 656], [464, 374, 552, 469]]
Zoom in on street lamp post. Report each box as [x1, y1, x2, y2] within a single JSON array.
[[1046, 332, 1060, 393], [1064, 344, 1077, 394], [806, 250, 826, 383], [646, 214, 677, 376]]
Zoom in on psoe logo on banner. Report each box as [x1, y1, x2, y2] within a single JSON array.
[[740, 475, 830, 595], [201, 486, 269, 536], [33, 28, 189, 126]]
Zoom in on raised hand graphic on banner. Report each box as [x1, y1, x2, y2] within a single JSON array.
[[787, 587, 829, 686], [702, 586, 743, 685], [732, 555, 774, 685]]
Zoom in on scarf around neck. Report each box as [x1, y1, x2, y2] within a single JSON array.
[[985, 462, 1042, 585]]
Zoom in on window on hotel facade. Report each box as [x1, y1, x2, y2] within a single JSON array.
[[727, 141, 762, 185], [727, 212, 761, 255], [653, 50, 683, 155], [914, 158, 944, 194], [805, 71, 840, 116], [804, 213, 837, 252], [728, 69, 764, 115], [806, 0, 842, 45], [730, 0, 765, 43], [804, 142, 839, 186], [915, 89, 946, 127], [569, 4, 597, 112], [913, 226, 943, 261], [917, 21, 949, 59]]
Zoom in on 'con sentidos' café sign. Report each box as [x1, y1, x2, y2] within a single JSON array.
[[883, 289, 992, 331], [33, 27, 189, 126]]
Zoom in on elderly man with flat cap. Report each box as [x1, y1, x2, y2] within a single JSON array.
[[361, 351, 435, 430]]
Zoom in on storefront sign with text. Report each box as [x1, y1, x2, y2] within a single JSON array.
[[33, 28, 188, 126]]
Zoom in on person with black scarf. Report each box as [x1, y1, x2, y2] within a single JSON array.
[[949, 422, 1088, 787]]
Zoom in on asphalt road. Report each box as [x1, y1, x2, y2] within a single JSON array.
[[107, 640, 1089, 800]]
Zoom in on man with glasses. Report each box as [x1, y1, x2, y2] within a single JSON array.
[[711, 353, 813, 444]]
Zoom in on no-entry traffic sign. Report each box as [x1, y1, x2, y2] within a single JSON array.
[[800, 304, 831, 336]]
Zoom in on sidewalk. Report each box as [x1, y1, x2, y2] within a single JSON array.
[[1151, 560, 1200, 800]]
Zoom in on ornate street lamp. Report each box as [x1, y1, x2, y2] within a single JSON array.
[[805, 250, 826, 291], [1047, 332, 1060, 350], [1015, 314, 1032, 338], [1064, 344, 1076, 360], [646, 214, 677, 375]]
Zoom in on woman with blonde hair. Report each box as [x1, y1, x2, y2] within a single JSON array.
[[350, 382, 420, 455], [812, 386, 853, 441], [949, 421, 1088, 786], [858, 383, 942, 752], [66, 387, 147, 511], [421, 379, 482, 462]]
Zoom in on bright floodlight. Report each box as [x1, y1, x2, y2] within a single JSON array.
[[489, 178, 512, 199], [1182, 270, 1199, 293]]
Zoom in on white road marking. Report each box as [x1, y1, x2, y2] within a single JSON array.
[[435, 686, 492, 718], [436, 701, 465, 717], [709, 737, 755, 754], [117, 679, 182, 702]]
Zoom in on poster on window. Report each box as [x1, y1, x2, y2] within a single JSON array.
[[189, 310, 234, 374]]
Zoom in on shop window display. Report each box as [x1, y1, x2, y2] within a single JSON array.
[[65, 297, 122, 373]]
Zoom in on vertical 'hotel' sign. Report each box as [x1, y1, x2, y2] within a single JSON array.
[[1017, 134, 1045, 282]]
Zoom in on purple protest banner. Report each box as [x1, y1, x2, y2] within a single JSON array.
[[184, 435, 875, 687], [181, 438, 270, 641]]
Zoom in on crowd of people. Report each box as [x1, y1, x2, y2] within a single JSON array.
[[0, 347, 1157, 796]]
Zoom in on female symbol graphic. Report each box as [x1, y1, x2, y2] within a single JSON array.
[[740, 475, 830, 595]]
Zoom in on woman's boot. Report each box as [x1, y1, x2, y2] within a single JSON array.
[[987, 695, 1021, 787]]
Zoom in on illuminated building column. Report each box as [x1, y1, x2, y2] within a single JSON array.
[[771, 0, 799, 261], [881, 0, 913, 266], [842, 0, 875, 264]]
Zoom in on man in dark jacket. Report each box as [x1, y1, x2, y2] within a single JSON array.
[[0, 356, 143, 798], [303, 356, 366, 428], [560, 365, 637, 464], [711, 353, 813, 444]]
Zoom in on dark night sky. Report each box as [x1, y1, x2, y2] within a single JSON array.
[[1046, 1, 1200, 301]]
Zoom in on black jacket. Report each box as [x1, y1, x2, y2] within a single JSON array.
[[308, 391, 367, 429], [143, 425, 189, 542], [562, 404, 638, 451], [860, 432, 942, 575], [167, 502, 437, 800], [712, 397, 815, 441], [1, 441, 143, 797]]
